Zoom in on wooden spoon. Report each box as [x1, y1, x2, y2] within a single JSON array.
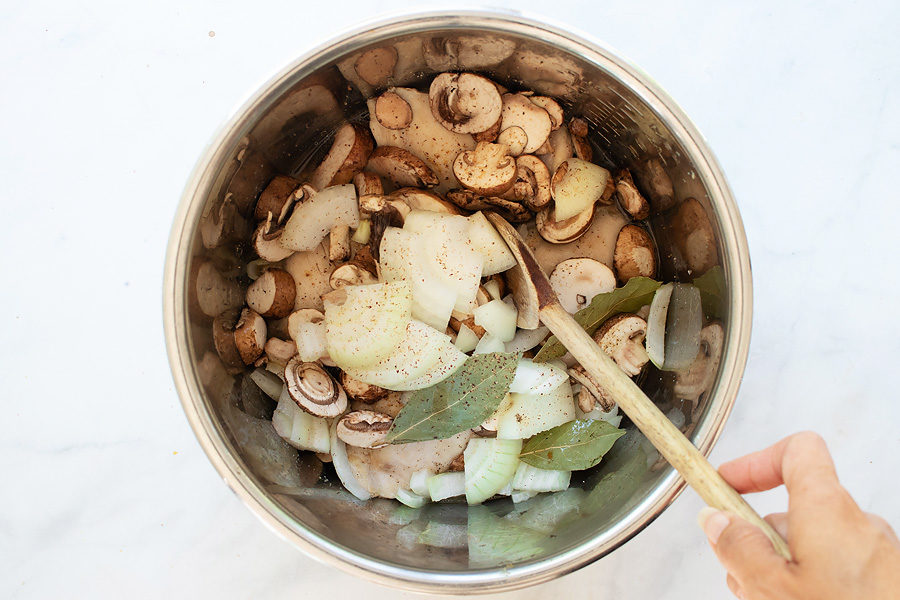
[[486, 212, 791, 559]]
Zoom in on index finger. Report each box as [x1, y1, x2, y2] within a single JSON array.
[[718, 431, 840, 495]]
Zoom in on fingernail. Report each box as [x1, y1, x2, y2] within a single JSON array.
[[697, 507, 730, 545]]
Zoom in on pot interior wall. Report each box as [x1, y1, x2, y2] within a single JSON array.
[[181, 24, 728, 573]]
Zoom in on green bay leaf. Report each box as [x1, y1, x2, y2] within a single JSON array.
[[693, 265, 725, 320], [386, 352, 518, 444], [533, 277, 661, 362], [519, 419, 625, 470]]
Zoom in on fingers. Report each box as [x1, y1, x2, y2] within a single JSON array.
[[699, 509, 790, 593], [764, 512, 789, 541], [718, 431, 839, 495], [866, 513, 900, 546], [725, 574, 743, 599]]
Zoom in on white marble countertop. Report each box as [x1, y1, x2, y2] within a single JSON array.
[[3, 1, 899, 598]]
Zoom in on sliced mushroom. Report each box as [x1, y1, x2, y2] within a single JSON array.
[[566, 118, 593, 162], [472, 117, 502, 143], [539, 126, 575, 175], [374, 91, 413, 130], [448, 314, 486, 338], [284, 357, 347, 418], [673, 323, 724, 402], [549, 258, 616, 313], [255, 175, 301, 221], [336, 410, 393, 448], [568, 364, 615, 411], [504, 155, 551, 211], [329, 262, 378, 289], [340, 371, 389, 403], [212, 308, 244, 371], [310, 123, 374, 191], [453, 142, 517, 195], [389, 187, 461, 214], [429, 72, 503, 135], [568, 117, 588, 139], [536, 203, 595, 244], [447, 453, 465, 472], [613, 169, 650, 220], [233, 308, 267, 365], [496, 126, 528, 157], [190, 260, 243, 319], [353, 46, 398, 87], [594, 313, 650, 376], [530, 97, 564, 130], [614, 225, 657, 282], [329, 224, 351, 261], [353, 172, 384, 197], [199, 194, 246, 249], [635, 158, 675, 213], [600, 174, 617, 205], [500, 93, 552, 154], [246, 268, 296, 318], [671, 198, 717, 275], [284, 240, 334, 311], [366, 146, 439, 188], [444, 189, 531, 223], [251, 213, 294, 262], [264, 337, 297, 368]]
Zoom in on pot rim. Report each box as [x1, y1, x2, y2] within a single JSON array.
[[163, 8, 752, 594]]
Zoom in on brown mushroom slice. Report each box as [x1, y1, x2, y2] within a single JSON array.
[[568, 117, 589, 139], [568, 364, 615, 411], [233, 308, 267, 365], [671, 198, 718, 275], [366, 146, 439, 188], [284, 240, 334, 311], [539, 126, 575, 175], [673, 323, 724, 402], [523, 204, 628, 275], [352, 172, 384, 197], [445, 189, 531, 223], [251, 214, 294, 262], [614, 169, 650, 220], [190, 260, 243, 319], [309, 123, 374, 191], [429, 72, 503, 135], [329, 262, 378, 289], [255, 175, 302, 221], [199, 194, 248, 250], [353, 46, 398, 87], [212, 308, 245, 371], [549, 258, 616, 314], [496, 126, 528, 157], [614, 224, 658, 283], [472, 117, 501, 143], [284, 357, 347, 418], [328, 224, 351, 262], [505, 154, 551, 211], [246, 268, 296, 318], [500, 93, 552, 155], [635, 158, 675, 213], [390, 187, 462, 214], [535, 203, 595, 244], [264, 337, 297, 368], [340, 371, 388, 403], [453, 142, 517, 195], [374, 91, 413, 130], [530, 96, 564, 130], [567, 118, 593, 162], [336, 410, 393, 448], [594, 313, 650, 376]]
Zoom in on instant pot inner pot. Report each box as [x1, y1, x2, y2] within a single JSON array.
[[184, 28, 727, 572]]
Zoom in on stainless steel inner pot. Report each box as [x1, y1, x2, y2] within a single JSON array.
[[163, 10, 751, 594]]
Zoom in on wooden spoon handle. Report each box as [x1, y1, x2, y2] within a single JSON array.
[[540, 302, 792, 560]]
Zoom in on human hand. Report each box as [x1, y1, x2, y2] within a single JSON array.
[[698, 432, 900, 599]]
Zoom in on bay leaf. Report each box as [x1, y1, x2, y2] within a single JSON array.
[[581, 433, 650, 518], [519, 419, 625, 470], [386, 352, 518, 444], [533, 277, 661, 362], [693, 265, 725, 320]]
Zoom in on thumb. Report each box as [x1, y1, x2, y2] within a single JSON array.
[[699, 508, 790, 587]]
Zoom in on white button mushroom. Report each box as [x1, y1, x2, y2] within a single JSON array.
[[284, 357, 347, 418], [246, 268, 296, 318], [549, 258, 616, 313], [429, 72, 503, 135], [614, 224, 658, 283], [336, 410, 394, 449]]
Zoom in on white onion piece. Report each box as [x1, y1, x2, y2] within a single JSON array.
[[294, 321, 327, 362], [409, 470, 432, 497], [249, 368, 283, 400], [509, 358, 568, 394], [467, 211, 517, 276], [662, 284, 703, 371], [646, 283, 674, 368], [474, 299, 518, 342], [454, 324, 480, 353], [474, 333, 506, 354], [505, 326, 549, 354], [329, 419, 372, 501]]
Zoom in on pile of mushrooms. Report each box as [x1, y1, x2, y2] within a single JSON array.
[[196, 68, 723, 499]]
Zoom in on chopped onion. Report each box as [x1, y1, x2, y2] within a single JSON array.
[[505, 326, 550, 354], [509, 358, 568, 395], [454, 324, 480, 353], [329, 419, 372, 501], [249, 368, 283, 400], [473, 333, 506, 354], [512, 462, 571, 491], [511, 490, 537, 504], [409, 469, 432, 497], [474, 299, 518, 342], [396, 488, 427, 508], [464, 438, 521, 505], [427, 472, 466, 502]]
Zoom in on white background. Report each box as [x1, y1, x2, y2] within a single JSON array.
[[2, 1, 899, 598]]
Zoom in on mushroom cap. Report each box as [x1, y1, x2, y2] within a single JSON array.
[[340, 371, 389, 403], [635, 158, 675, 213], [615, 169, 650, 220], [310, 123, 374, 191], [336, 410, 393, 448], [593, 313, 650, 376], [452, 142, 517, 196], [445, 189, 531, 223], [366, 146, 439, 188], [212, 308, 244, 370], [352, 172, 384, 197], [530, 96, 564, 130], [191, 260, 243, 319], [614, 224, 658, 283], [671, 198, 717, 275], [264, 337, 297, 367], [568, 364, 615, 411], [246, 268, 296, 318], [255, 175, 301, 222], [389, 187, 462, 215], [496, 126, 527, 157], [673, 322, 724, 402], [374, 91, 413, 130], [284, 240, 335, 312], [252, 214, 295, 262], [233, 308, 267, 365], [500, 93, 552, 154], [429, 72, 503, 135], [329, 263, 378, 289], [506, 154, 551, 211], [353, 45, 398, 87], [549, 258, 616, 314], [567, 117, 589, 139], [535, 203, 595, 244], [284, 357, 347, 418]]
